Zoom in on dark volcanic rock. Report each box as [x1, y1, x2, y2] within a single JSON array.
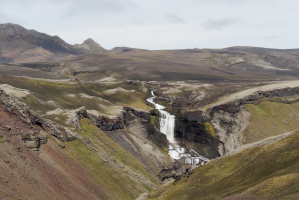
[[179, 110, 207, 122], [212, 103, 241, 114], [175, 111, 220, 159], [159, 162, 192, 181], [123, 107, 150, 120], [88, 114, 124, 131]]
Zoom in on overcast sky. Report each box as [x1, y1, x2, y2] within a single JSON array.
[[0, 0, 299, 50]]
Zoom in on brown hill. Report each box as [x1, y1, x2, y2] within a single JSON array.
[[0, 23, 105, 63], [23, 46, 299, 82]]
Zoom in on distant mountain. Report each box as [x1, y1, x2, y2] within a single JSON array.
[[0, 23, 105, 63], [75, 38, 106, 53]]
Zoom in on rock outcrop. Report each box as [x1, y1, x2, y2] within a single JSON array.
[[210, 106, 250, 156], [208, 86, 299, 156], [159, 162, 192, 181], [0, 89, 77, 142]]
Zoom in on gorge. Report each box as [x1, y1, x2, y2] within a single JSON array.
[[0, 23, 299, 200], [147, 90, 209, 166]]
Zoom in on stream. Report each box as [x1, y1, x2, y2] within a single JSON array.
[[147, 91, 209, 166]]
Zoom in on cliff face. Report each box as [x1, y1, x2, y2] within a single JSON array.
[[209, 86, 299, 156], [159, 86, 299, 158], [174, 111, 220, 159]]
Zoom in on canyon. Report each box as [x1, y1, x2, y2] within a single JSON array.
[[0, 23, 298, 200]]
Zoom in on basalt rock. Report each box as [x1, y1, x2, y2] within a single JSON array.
[[174, 110, 220, 159], [159, 162, 192, 181], [236, 87, 299, 105], [123, 107, 150, 120], [88, 113, 124, 131], [124, 80, 142, 86]]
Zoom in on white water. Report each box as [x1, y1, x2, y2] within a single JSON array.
[[147, 91, 209, 166], [147, 91, 176, 143]]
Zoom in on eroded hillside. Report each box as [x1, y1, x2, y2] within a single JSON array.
[[0, 76, 174, 199], [0, 65, 299, 199]]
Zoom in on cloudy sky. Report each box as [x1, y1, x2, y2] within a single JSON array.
[[0, 0, 299, 50]]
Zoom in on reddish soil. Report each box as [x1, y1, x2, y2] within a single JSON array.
[[0, 105, 112, 200]]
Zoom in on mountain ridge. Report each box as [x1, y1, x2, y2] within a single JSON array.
[[0, 23, 105, 63]]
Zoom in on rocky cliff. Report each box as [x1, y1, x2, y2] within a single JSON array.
[[152, 85, 299, 158], [0, 89, 77, 142], [209, 86, 299, 156]]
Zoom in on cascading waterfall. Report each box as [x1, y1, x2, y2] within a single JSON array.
[[158, 110, 175, 143], [147, 90, 209, 166], [146, 91, 176, 143]]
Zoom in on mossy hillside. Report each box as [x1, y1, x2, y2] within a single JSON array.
[[242, 101, 299, 144], [0, 75, 150, 115], [44, 114, 68, 125], [101, 91, 150, 111], [78, 81, 150, 111], [65, 118, 160, 199], [149, 131, 299, 200], [95, 83, 150, 111]]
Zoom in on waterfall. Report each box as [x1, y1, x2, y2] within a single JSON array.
[[147, 90, 210, 166], [147, 91, 176, 143], [158, 110, 175, 143]]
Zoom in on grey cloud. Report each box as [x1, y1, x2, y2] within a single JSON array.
[[64, 0, 137, 17], [164, 14, 185, 24], [202, 18, 238, 30], [1, 0, 136, 18]]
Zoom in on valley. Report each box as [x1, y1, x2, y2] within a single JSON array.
[[0, 23, 298, 200]]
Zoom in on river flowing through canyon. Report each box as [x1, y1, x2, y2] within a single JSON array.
[[147, 91, 209, 166]]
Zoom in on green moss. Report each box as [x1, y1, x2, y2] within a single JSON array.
[[0, 135, 5, 143], [44, 115, 68, 125], [67, 140, 133, 199], [162, 148, 169, 155], [243, 101, 299, 144], [150, 114, 159, 126], [21, 95, 56, 112], [204, 122, 216, 137], [25, 78, 76, 89]]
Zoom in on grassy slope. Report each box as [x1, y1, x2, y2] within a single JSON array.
[[62, 118, 160, 199], [0, 74, 167, 199], [242, 101, 299, 144], [0, 74, 150, 117], [149, 131, 299, 200], [0, 116, 160, 199]]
